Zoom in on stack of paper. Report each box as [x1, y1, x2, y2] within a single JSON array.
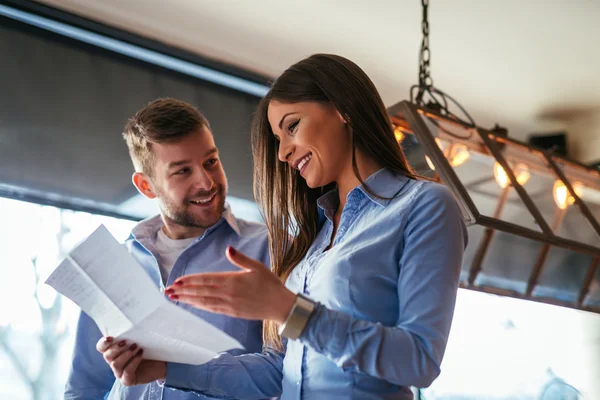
[[45, 225, 243, 365]]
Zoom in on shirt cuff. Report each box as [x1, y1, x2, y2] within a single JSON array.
[[298, 303, 325, 343], [298, 303, 348, 356]]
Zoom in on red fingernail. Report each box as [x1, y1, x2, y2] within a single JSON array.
[[174, 281, 183, 286], [170, 294, 179, 300], [118, 340, 127, 347], [164, 288, 174, 295], [104, 336, 113, 342], [130, 343, 137, 351], [228, 246, 236, 256]]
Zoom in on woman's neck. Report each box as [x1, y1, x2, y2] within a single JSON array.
[[336, 153, 383, 211]]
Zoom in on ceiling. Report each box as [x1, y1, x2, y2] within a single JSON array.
[[36, 0, 600, 163]]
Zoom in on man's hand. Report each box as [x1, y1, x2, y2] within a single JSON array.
[[96, 337, 167, 386]]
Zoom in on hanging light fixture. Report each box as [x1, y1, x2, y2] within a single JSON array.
[[388, 0, 600, 314], [494, 162, 530, 188]]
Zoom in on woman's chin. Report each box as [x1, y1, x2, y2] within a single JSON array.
[[303, 176, 319, 189], [300, 168, 331, 189], [303, 176, 330, 190]]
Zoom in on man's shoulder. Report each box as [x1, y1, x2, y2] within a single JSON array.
[[232, 217, 269, 240]]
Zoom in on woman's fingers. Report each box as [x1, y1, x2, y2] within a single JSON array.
[[171, 271, 241, 287], [110, 343, 141, 378], [96, 337, 143, 375], [120, 348, 144, 386], [96, 336, 114, 353], [225, 246, 264, 272], [103, 340, 133, 363], [166, 284, 230, 299], [176, 294, 251, 319], [176, 295, 230, 313]]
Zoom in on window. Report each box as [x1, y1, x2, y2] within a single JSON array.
[[423, 289, 599, 399], [0, 197, 135, 399], [0, 195, 261, 399]]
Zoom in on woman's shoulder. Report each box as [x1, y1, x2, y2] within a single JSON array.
[[388, 179, 460, 218], [413, 179, 456, 202]]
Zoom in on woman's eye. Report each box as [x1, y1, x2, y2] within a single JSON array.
[[287, 120, 299, 134]]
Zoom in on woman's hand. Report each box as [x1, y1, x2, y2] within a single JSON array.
[[96, 337, 167, 386], [165, 246, 296, 323]]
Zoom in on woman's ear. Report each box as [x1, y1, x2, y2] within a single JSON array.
[[334, 108, 350, 125], [132, 172, 156, 199], [343, 113, 351, 125]]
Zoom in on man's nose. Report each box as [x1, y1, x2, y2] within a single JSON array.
[[192, 168, 214, 191]]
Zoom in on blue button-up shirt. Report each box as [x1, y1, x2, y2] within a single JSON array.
[[165, 168, 468, 399], [64, 206, 270, 400]]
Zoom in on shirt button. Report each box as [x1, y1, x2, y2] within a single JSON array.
[[159, 287, 164, 293]]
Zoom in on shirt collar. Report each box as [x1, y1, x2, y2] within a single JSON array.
[[129, 203, 240, 243], [316, 168, 412, 212], [317, 188, 339, 214], [356, 168, 412, 207], [221, 203, 241, 235]]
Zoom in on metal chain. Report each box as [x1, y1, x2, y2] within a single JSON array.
[[410, 0, 476, 129], [418, 0, 432, 96]]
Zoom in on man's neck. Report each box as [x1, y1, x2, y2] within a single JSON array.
[[160, 220, 206, 240]]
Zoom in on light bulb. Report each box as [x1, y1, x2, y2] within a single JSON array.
[[425, 138, 468, 170], [494, 162, 530, 188], [394, 127, 405, 142], [449, 144, 470, 167], [553, 180, 584, 210]]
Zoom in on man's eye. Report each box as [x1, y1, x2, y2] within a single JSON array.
[[175, 168, 190, 175], [206, 159, 219, 167]]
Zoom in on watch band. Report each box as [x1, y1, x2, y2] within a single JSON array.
[[278, 293, 316, 340]]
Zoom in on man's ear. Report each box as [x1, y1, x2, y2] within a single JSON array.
[[132, 172, 156, 199]]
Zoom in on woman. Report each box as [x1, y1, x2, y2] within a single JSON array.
[[98, 54, 467, 399]]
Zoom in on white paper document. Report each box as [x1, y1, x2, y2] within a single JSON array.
[[45, 224, 243, 365]]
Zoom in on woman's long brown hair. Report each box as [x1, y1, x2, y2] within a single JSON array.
[[251, 54, 420, 350]]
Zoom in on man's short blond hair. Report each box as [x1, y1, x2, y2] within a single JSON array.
[[122, 98, 210, 176]]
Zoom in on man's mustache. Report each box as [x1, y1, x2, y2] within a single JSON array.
[[186, 186, 220, 200]]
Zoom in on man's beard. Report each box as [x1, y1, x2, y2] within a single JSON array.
[[157, 186, 225, 229]]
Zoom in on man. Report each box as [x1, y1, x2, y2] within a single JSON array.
[[65, 98, 269, 400]]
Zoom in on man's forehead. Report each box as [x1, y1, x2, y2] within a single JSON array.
[[152, 135, 217, 167]]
